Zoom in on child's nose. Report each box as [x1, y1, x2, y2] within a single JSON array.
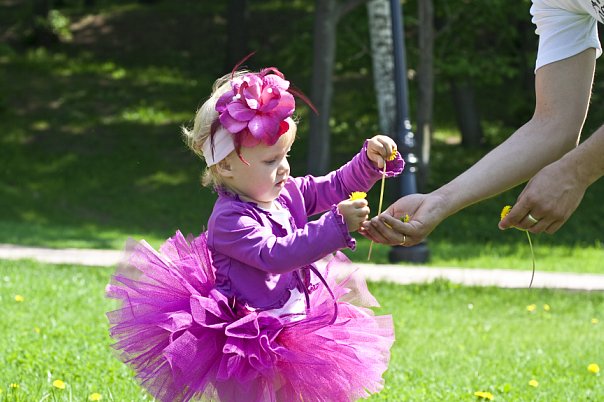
[[279, 158, 289, 173]]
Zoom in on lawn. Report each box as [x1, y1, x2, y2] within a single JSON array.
[[1, 2, 603, 401], [1, 259, 602, 401]]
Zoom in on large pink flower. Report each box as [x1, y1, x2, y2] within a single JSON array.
[[216, 68, 295, 146]]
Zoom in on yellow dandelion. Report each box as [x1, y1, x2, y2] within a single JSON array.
[[14, 295, 24, 302], [591, 318, 599, 325], [349, 191, 367, 201], [474, 390, 494, 400], [9, 383, 19, 389], [500, 205, 512, 221], [89, 393, 102, 401], [387, 148, 398, 161], [588, 363, 600, 374], [526, 304, 537, 312], [543, 304, 551, 312], [52, 380, 66, 390], [528, 379, 539, 388]]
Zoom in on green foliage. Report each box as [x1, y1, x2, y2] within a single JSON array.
[[47, 9, 73, 42], [0, 0, 603, 273], [406, 0, 535, 85]]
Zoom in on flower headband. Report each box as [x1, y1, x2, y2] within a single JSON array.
[[203, 55, 316, 166]]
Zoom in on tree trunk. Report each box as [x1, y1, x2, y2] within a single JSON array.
[[224, 0, 249, 71], [416, 0, 434, 191], [451, 80, 483, 148], [308, 0, 339, 175], [366, 0, 396, 135], [31, 0, 59, 46]]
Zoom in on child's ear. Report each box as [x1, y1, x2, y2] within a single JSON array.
[[215, 160, 233, 178]]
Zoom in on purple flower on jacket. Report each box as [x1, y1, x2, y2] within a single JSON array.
[[215, 68, 295, 147]]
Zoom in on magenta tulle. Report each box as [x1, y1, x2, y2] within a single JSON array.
[[107, 231, 394, 402]]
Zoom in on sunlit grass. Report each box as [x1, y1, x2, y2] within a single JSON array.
[[1, 259, 602, 401], [369, 280, 604, 401], [346, 237, 604, 273]]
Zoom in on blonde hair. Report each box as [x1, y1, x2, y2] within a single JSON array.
[[182, 70, 299, 189], [181, 71, 248, 188]]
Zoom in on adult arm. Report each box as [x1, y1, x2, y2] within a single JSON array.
[[362, 49, 596, 246]]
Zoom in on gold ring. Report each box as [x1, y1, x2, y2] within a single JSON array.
[[527, 213, 539, 225], [399, 234, 407, 246]]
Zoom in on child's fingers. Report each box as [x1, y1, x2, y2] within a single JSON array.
[[356, 206, 370, 217], [375, 135, 396, 159], [351, 199, 368, 208]]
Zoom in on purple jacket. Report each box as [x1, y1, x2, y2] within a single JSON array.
[[207, 141, 404, 310]]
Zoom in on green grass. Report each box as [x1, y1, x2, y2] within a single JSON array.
[[1, 259, 602, 401], [346, 237, 604, 274], [0, 260, 147, 401]]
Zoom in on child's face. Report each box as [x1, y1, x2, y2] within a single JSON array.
[[224, 123, 296, 209]]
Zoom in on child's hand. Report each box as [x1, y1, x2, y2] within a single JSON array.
[[367, 135, 397, 169], [338, 199, 370, 232]]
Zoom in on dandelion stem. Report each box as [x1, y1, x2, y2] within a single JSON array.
[[526, 230, 536, 288], [368, 161, 387, 261]]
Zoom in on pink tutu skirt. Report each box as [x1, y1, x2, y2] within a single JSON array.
[[106, 231, 394, 402]]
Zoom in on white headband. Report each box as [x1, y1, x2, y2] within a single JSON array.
[[201, 117, 295, 166], [201, 126, 236, 167]]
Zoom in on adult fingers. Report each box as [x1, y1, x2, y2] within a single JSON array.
[[379, 214, 422, 246], [358, 225, 380, 242], [544, 219, 564, 234], [499, 203, 530, 230], [368, 214, 411, 246], [360, 216, 393, 244]]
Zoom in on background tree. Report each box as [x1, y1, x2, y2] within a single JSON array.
[[403, 0, 535, 149], [366, 0, 396, 136], [308, 0, 369, 175], [416, 0, 434, 189], [30, 0, 59, 46], [224, 0, 249, 71]]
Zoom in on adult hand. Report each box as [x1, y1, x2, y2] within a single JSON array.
[[338, 199, 370, 232], [499, 160, 588, 233], [366, 135, 397, 169], [360, 193, 447, 246]]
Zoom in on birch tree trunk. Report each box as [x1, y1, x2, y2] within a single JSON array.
[[366, 0, 396, 136]]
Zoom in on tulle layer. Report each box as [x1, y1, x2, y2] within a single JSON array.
[[106, 231, 394, 402]]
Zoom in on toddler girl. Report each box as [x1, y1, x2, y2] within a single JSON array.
[[107, 65, 404, 402]]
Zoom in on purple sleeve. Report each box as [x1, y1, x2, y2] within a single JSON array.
[[294, 140, 404, 216], [211, 206, 355, 274]]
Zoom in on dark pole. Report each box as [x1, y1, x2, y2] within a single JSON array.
[[389, 0, 429, 263]]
